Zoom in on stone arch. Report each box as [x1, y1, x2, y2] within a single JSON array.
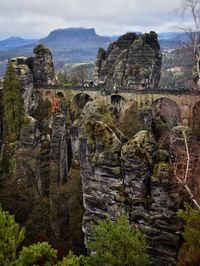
[[193, 101, 200, 137], [111, 95, 126, 121], [72, 93, 93, 109], [57, 91, 64, 98], [111, 94, 126, 106], [151, 97, 181, 129], [71, 93, 93, 121]]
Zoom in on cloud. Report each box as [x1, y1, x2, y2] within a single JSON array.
[[0, 0, 194, 39]]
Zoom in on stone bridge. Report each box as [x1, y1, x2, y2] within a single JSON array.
[[36, 87, 200, 130]]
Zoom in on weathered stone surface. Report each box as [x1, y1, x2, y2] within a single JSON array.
[[94, 31, 162, 88], [80, 125, 180, 265], [10, 57, 35, 114], [49, 114, 69, 238], [80, 121, 125, 240], [9, 44, 56, 114], [33, 44, 56, 87], [122, 131, 180, 265], [50, 114, 68, 184], [16, 116, 41, 196], [18, 115, 51, 197], [20, 116, 39, 147], [70, 100, 127, 162]]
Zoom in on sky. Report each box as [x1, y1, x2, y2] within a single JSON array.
[[0, 0, 194, 40]]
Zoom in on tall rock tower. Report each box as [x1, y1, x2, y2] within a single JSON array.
[[94, 31, 162, 89]]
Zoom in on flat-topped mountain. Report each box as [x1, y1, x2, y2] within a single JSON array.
[[40, 27, 110, 49]]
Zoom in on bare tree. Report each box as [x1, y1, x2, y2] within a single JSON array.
[[71, 65, 88, 86], [178, 0, 200, 87], [155, 100, 200, 210], [169, 126, 200, 210]]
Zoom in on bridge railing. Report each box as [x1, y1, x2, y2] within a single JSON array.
[[34, 84, 200, 95]]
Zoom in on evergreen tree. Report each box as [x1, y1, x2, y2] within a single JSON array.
[[17, 242, 58, 266], [0, 206, 25, 266], [86, 214, 150, 266], [3, 63, 24, 141], [60, 251, 86, 266]]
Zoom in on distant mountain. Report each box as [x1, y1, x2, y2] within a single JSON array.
[[158, 32, 189, 49], [0, 28, 111, 65], [0, 37, 38, 51], [40, 27, 110, 49]]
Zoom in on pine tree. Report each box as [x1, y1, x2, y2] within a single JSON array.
[[3, 63, 24, 141], [86, 214, 150, 266], [17, 242, 58, 266], [0, 206, 25, 266]]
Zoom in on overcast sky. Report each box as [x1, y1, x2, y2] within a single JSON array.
[[0, 0, 194, 39]]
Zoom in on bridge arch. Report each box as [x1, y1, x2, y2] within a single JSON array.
[[71, 93, 94, 121], [72, 93, 93, 109], [57, 91, 64, 98], [111, 95, 126, 106], [111, 95, 127, 121], [151, 97, 181, 128]]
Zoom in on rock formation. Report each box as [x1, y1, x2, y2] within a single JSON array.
[[80, 122, 180, 265], [33, 44, 56, 87], [80, 121, 125, 240], [10, 44, 56, 114], [94, 31, 162, 88]]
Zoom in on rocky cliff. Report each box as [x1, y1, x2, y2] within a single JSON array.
[[80, 120, 180, 265], [10, 44, 56, 114], [94, 31, 162, 88]]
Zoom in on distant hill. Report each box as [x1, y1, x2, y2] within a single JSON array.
[[0, 37, 38, 51], [158, 32, 189, 49]]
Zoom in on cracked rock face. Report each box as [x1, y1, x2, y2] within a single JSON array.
[[33, 44, 56, 87], [11, 57, 35, 114], [80, 123, 180, 265], [94, 31, 162, 88], [80, 121, 125, 240], [10, 44, 56, 114]]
